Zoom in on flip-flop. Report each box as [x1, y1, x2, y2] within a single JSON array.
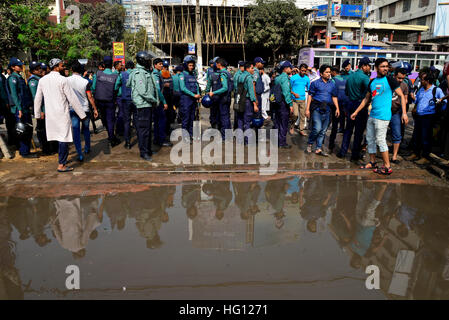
[[57, 167, 74, 173], [360, 161, 377, 169]]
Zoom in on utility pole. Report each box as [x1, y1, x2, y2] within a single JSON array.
[[325, 0, 332, 49], [195, 0, 203, 75], [359, 0, 367, 49]]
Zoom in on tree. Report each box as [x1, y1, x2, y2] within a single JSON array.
[[65, 0, 125, 54], [0, 0, 53, 62], [123, 27, 148, 62], [245, 0, 310, 63]]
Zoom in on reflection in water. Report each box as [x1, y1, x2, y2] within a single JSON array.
[[1, 176, 449, 299]]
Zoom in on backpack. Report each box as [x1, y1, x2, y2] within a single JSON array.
[[255, 73, 264, 95], [269, 80, 283, 105], [234, 75, 250, 113], [432, 86, 445, 116]]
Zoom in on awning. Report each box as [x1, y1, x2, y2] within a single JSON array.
[[313, 21, 429, 32]]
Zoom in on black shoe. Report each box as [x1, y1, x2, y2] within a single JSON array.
[[161, 141, 173, 147], [336, 153, 345, 159], [110, 138, 120, 148], [124, 142, 132, 149], [21, 153, 39, 159], [280, 144, 292, 149], [93, 129, 99, 135], [140, 154, 152, 162]]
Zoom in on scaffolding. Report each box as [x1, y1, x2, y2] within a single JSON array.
[[151, 4, 249, 45]]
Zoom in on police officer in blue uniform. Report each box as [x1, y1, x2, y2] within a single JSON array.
[[206, 57, 220, 129], [0, 62, 13, 144], [179, 55, 201, 142], [152, 58, 172, 147], [116, 61, 136, 149], [7, 57, 39, 158], [92, 56, 121, 147], [28, 61, 57, 155], [206, 57, 232, 138]]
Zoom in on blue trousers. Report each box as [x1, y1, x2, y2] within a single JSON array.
[[329, 101, 348, 149], [274, 101, 290, 147], [339, 100, 368, 159], [58, 142, 69, 165], [15, 110, 32, 156], [308, 108, 331, 149], [97, 100, 116, 141], [70, 110, 91, 157], [115, 98, 124, 136], [120, 99, 136, 143], [180, 96, 196, 138], [235, 99, 255, 144], [413, 114, 434, 158], [209, 98, 220, 128], [390, 111, 403, 144], [217, 96, 231, 138], [153, 103, 167, 144], [136, 107, 153, 157]]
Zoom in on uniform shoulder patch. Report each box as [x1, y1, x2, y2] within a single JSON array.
[[11, 78, 17, 84], [30, 81, 36, 87], [180, 76, 184, 81]]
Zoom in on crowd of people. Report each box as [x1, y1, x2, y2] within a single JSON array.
[[0, 52, 448, 175]]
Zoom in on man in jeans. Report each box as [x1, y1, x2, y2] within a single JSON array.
[[290, 63, 310, 136], [407, 67, 447, 165], [306, 64, 340, 156], [337, 57, 372, 161], [67, 61, 99, 162], [389, 68, 409, 164], [351, 58, 408, 175]]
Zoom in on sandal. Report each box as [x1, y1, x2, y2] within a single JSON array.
[[57, 166, 74, 173], [305, 145, 312, 154], [391, 159, 400, 164], [360, 161, 377, 169], [373, 166, 392, 175], [315, 149, 328, 157]]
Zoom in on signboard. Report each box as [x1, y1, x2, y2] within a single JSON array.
[[342, 31, 354, 41], [188, 43, 196, 54], [434, 0, 449, 37], [298, 47, 314, 68], [336, 45, 384, 50], [113, 42, 125, 64], [315, 4, 368, 18]]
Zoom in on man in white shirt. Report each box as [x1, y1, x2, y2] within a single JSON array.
[[67, 61, 98, 162], [34, 58, 87, 172], [261, 69, 271, 121]]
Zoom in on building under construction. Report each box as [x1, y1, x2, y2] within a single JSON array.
[[150, 2, 254, 65]]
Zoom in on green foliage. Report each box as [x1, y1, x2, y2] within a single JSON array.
[[0, 0, 124, 65], [245, 0, 309, 62], [123, 27, 148, 62], [65, 0, 125, 53]]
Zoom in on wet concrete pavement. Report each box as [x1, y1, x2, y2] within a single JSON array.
[[1, 116, 449, 300]]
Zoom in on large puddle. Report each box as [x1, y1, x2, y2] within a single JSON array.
[[1, 175, 449, 299]]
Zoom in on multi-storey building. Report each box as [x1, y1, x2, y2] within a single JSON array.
[[372, 0, 449, 44]]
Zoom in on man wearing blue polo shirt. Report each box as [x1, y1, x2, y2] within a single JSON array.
[[290, 63, 310, 136], [351, 58, 408, 175], [305, 65, 340, 156]]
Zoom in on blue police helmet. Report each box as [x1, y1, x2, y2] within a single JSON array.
[[201, 95, 212, 108], [183, 55, 196, 69], [40, 62, 48, 70], [163, 60, 169, 68], [403, 62, 412, 75], [29, 61, 41, 71], [252, 117, 264, 128]]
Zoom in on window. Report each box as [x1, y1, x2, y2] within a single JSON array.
[[419, 0, 429, 7], [403, 0, 411, 12], [389, 3, 396, 17], [417, 16, 427, 25]]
